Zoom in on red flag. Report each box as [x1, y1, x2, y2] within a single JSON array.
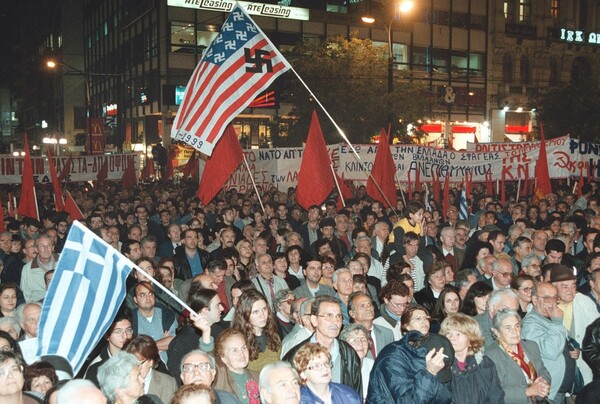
[[121, 157, 137, 188], [415, 165, 421, 193], [473, 135, 479, 144], [296, 111, 335, 210], [500, 165, 506, 206], [442, 173, 450, 218], [432, 170, 441, 206], [335, 173, 354, 210], [182, 151, 199, 179], [46, 147, 65, 211], [164, 149, 174, 181], [64, 190, 84, 221], [366, 129, 397, 209], [17, 135, 39, 220], [171, 4, 291, 156], [533, 124, 552, 197], [57, 156, 73, 183], [485, 171, 492, 195], [7, 193, 14, 217], [197, 125, 243, 204], [140, 158, 155, 181], [96, 158, 108, 183]]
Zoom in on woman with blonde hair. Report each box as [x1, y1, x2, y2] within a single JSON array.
[[439, 313, 504, 403]]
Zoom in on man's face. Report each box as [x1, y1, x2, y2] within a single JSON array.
[[355, 240, 371, 255], [307, 208, 320, 222], [25, 225, 39, 239], [260, 367, 300, 404], [349, 294, 375, 323], [128, 242, 142, 261], [257, 255, 274, 278], [220, 230, 236, 248], [447, 206, 459, 221], [532, 284, 559, 318], [182, 231, 198, 250], [141, 242, 156, 259], [555, 279, 577, 303], [440, 229, 455, 249], [404, 239, 419, 258], [321, 226, 334, 240], [133, 284, 155, 311], [532, 231, 548, 251], [21, 304, 41, 337], [135, 207, 148, 221], [57, 222, 68, 235], [304, 261, 322, 285], [545, 250, 563, 264], [158, 268, 173, 289], [335, 216, 348, 234], [35, 238, 54, 261], [374, 223, 390, 241], [454, 228, 467, 247], [492, 259, 514, 288], [514, 241, 532, 259], [90, 216, 103, 229], [128, 227, 142, 241], [335, 272, 353, 296], [180, 352, 216, 386], [585, 232, 598, 253], [384, 293, 409, 317], [0, 235, 11, 254], [490, 234, 506, 254], [253, 238, 268, 255], [168, 225, 181, 242], [311, 302, 342, 339]]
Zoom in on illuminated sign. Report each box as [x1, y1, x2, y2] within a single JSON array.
[[560, 28, 600, 45], [104, 103, 118, 116], [167, 0, 310, 21]]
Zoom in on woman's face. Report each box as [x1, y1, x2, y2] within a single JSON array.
[[302, 353, 332, 387], [249, 300, 269, 332], [321, 263, 335, 280], [496, 315, 522, 347], [476, 247, 490, 261], [0, 337, 11, 352], [443, 292, 460, 314], [444, 327, 470, 356], [0, 288, 17, 312], [516, 280, 534, 303], [474, 294, 490, 314], [405, 309, 430, 335], [345, 331, 369, 360], [30, 375, 53, 394], [238, 242, 253, 259], [0, 359, 24, 397], [274, 257, 287, 273], [288, 249, 300, 265], [444, 266, 455, 283], [524, 261, 542, 277], [220, 334, 250, 372]]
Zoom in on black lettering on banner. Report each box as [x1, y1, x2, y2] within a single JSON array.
[[244, 48, 273, 73]]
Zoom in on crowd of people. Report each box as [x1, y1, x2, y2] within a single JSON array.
[[3, 177, 600, 403]]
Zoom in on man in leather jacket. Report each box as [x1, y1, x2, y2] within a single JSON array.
[[282, 295, 362, 396]]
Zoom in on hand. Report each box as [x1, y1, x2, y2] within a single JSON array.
[[190, 312, 211, 335], [425, 347, 446, 376], [402, 255, 414, 269], [547, 304, 564, 319], [526, 377, 550, 398], [570, 348, 580, 360]]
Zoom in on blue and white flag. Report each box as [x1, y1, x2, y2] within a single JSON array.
[[459, 188, 469, 221], [37, 220, 133, 375]]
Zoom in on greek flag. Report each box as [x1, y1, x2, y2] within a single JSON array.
[[459, 188, 469, 221], [37, 221, 133, 375]]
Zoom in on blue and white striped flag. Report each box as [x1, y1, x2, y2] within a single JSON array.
[[36, 220, 133, 375], [459, 188, 469, 221]]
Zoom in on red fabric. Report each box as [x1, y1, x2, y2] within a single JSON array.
[[296, 111, 335, 210], [182, 151, 199, 179], [533, 125, 552, 196], [367, 129, 397, 209], [164, 149, 174, 181], [57, 156, 73, 183], [335, 173, 353, 210], [432, 171, 440, 206], [415, 165, 421, 192], [197, 125, 243, 204], [64, 190, 84, 220], [17, 135, 39, 220], [473, 135, 479, 144], [46, 147, 65, 211], [140, 158, 155, 181], [96, 158, 108, 183], [442, 173, 450, 218], [121, 156, 137, 188]]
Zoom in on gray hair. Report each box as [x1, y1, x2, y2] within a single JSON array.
[[521, 252, 541, 268], [259, 361, 299, 404], [332, 268, 352, 284], [97, 351, 140, 402], [57, 379, 104, 402], [299, 298, 314, 317], [180, 349, 216, 373], [339, 322, 369, 342], [486, 289, 519, 312], [35, 233, 54, 247], [14, 302, 42, 328], [355, 235, 372, 247], [456, 269, 478, 290], [274, 288, 293, 308], [561, 222, 576, 234], [492, 308, 521, 332], [440, 227, 455, 238], [507, 224, 522, 241], [0, 317, 21, 336]]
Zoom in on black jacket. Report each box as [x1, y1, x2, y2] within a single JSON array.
[[414, 286, 438, 314], [283, 334, 362, 397], [173, 245, 210, 280]]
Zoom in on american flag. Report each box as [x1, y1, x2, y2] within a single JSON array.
[[171, 4, 291, 156], [36, 221, 133, 375]]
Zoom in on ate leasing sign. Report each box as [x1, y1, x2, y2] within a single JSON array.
[[167, 0, 310, 21]]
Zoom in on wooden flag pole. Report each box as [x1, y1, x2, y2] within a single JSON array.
[[330, 163, 346, 208], [243, 155, 265, 213]]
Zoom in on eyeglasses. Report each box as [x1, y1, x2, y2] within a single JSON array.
[[112, 327, 134, 336], [497, 271, 513, 278], [0, 365, 21, 379], [182, 363, 213, 373], [307, 361, 333, 371], [538, 295, 558, 302], [347, 337, 369, 345], [317, 313, 343, 322], [388, 300, 408, 310]]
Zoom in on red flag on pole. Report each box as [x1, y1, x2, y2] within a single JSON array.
[[64, 190, 84, 221], [415, 165, 421, 193], [442, 173, 450, 218], [485, 171, 492, 195], [140, 158, 155, 181], [407, 171, 413, 201], [335, 173, 354, 210], [432, 170, 441, 206], [121, 157, 137, 188], [17, 135, 39, 220], [366, 129, 397, 209], [534, 124, 553, 198], [164, 149, 174, 181], [46, 147, 65, 211], [57, 156, 73, 183], [182, 151, 199, 179], [296, 111, 335, 210], [197, 125, 243, 204], [96, 158, 108, 184]]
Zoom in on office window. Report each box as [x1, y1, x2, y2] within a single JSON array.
[[170, 21, 219, 54], [518, 0, 532, 22]]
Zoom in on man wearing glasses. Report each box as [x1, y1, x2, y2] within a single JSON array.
[[283, 295, 362, 396], [484, 258, 514, 291], [522, 282, 577, 404], [179, 349, 240, 403]]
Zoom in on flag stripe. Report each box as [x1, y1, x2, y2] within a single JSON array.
[[37, 221, 132, 374]]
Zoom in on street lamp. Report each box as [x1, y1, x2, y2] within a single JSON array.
[[362, 0, 414, 143], [46, 59, 93, 154]]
